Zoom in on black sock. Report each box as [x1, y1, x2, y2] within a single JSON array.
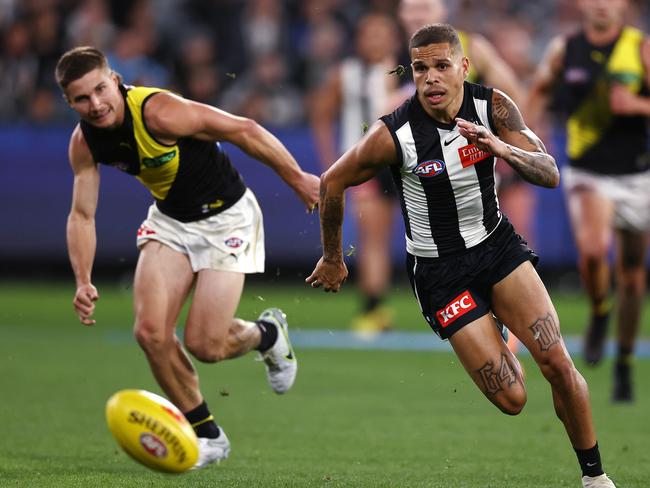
[[183, 401, 220, 439], [364, 295, 383, 313], [255, 319, 278, 352], [575, 442, 604, 477], [617, 345, 633, 364]]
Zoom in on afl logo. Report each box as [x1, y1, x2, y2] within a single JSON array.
[[139, 433, 168, 458], [413, 160, 445, 177], [225, 237, 243, 248]]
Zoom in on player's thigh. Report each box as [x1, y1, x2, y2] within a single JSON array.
[[134, 241, 195, 331], [185, 269, 245, 341], [449, 314, 525, 412], [491, 261, 570, 365], [566, 189, 614, 255]]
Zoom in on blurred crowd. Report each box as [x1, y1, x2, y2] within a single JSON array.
[[1, 0, 649, 126]]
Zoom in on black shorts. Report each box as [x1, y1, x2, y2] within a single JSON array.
[[406, 217, 539, 340]]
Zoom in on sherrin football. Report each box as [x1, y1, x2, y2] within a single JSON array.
[[105, 389, 199, 473]]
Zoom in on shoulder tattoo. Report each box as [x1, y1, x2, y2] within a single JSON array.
[[492, 91, 526, 133]]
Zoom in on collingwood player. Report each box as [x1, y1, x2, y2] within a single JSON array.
[[307, 24, 616, 488]]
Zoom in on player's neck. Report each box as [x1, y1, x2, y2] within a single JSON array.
[[584, 23, 623, 46]]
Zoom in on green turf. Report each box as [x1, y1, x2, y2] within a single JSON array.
[[0, 281, 649, 487], [2, 280, 650, 337]]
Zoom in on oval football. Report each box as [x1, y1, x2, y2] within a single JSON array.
[[105, 389, 199, 473]]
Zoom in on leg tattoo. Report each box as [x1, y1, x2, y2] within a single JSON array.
[[477, 354, 517, 395], [528, 313, 560, 352]]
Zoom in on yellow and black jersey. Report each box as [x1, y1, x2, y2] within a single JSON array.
[[80, 85, 246, 222], [556, 27, 649, 175]]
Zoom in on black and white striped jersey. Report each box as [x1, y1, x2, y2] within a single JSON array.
[[380, 81, 502, 258]]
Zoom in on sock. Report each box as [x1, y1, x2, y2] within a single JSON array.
[[255, 319, 278, 352], [616, 345, 633, 365], [364, 295, 383, 313], [183, 401, 221, 439], [594, 299, 612, 318], [575, 442, 604, 478]]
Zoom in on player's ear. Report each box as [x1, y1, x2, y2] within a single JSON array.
[[461, 57, 469, 79]]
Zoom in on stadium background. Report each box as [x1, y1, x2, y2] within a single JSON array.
[[2, 0, 649, 278], [1, 1, 650, 487]]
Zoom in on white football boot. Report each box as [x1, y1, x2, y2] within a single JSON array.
[[582, 474, 616, 488], [258, 308, 297, 394], [192, 431, 231, 469]]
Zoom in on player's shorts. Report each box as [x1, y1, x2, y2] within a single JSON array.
[[350, 166, 398, 200], [136, 188, 265, 273], [406, 217, 538, 340], [562, 166, 650, 233]]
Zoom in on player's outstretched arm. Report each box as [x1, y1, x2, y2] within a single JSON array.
[[144, 92, 319, 210], [456, 89, 559, 188], [67, 125, 100, 325], [306, 121, 397, 292]]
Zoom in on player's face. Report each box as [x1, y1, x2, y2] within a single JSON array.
[[398, 0, 447, 38], [411, 42, 468, 119], [578, 0, 627, 30], [64, 68, 124, 129]]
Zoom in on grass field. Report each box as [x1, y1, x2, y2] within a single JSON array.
[[1, 280, 649, 487]]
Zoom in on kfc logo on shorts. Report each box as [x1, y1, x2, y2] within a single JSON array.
[[224, 237, 243, 248], [413, 160, 446, 177], [458, 144, 490, 168], [436, 290, 477, 327]]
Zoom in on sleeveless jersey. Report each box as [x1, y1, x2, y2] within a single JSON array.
[[80, 85, 246, 222], [340, 58, 391, 153], [558, 27, 649, 174], [380, 82, 500, 258]]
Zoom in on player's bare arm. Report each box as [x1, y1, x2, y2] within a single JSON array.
[[456, 90, 559, 188], [309, 65, 343, 169], [306, 121, 397, 292], [610, 36, 650, 116], [526, 35, 565, 128], [468, 34, 524, 106], [67, 125, 100, 325], [144, 92, 319, 209]]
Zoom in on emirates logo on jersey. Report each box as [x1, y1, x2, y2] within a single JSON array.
[[413, 159, 446, 177], [458, 144, 490, 168]]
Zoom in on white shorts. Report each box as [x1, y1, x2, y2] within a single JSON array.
[[136, 189, 265, 273], [562, 166, 650, 233]]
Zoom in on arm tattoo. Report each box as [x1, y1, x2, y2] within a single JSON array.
[[492, 93, 526, 132], [528, 313, 561, 352], [320, 194, 344, 261], [492, 91, 559, 188], [477, 353, 518, 396]]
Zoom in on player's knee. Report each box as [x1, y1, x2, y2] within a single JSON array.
[[495, 387, 527, 416], [133, 319, 169, 352], [580, 243, 608, 263], [539, 353, 576, 391], [184, 336, 227, 363]]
